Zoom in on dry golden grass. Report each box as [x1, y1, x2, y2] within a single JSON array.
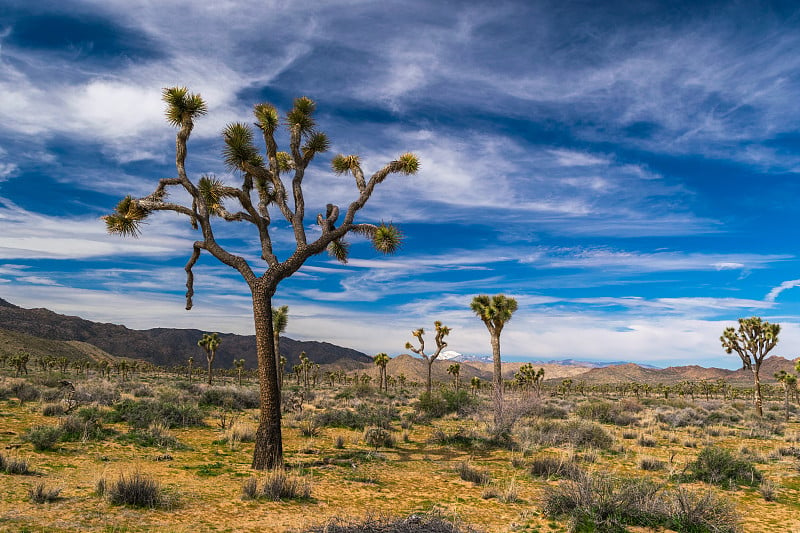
[[1, 373, 800, 532]]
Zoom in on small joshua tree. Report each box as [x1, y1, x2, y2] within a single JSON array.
[[721, 317, 780, 417], [470, 294, 518, 430], [235, 358, 246, 387], [272, 305, 288, 391], [447, 363, 461, 392], [774, 370, 797, 421], [374, 352, 390, 392], [198, 332, 221, 385], [405, 321, 451, 394]]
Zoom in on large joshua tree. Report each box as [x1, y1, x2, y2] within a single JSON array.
[[720, 316, 780, 417], [405, 321, 451, 394], [103, 87, 418, 470], [470, 294, 518, 430]]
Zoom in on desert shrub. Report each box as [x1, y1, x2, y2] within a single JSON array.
[[76, 381, 120, 405], [575, 401, 637, 426], [314, 404, 397, 430], [656, 407, 708, 428], [28, 482, 61, 503], [299, 419, 321, 438], [529, 456, 584, 480], [132, 385, 155, 397], [241, 470, 312, 501], [637, 434, 657, 447], [122, 424, 183, 449], [744, 418, 784, 439], [364, 427, 395, 450], [759, 479, 776, 501], [334, 434, 346, 449], [537, 403, 570, 420], [225, 421, 256, 444], [60, 414, 111, 441], [668, 487, 741, 533], [416, 390, 476, 419], [429, 428, 477, 449], [455, 461, 490, 485], [543, 473, 741, 533], [12, 382, 41, 403], [100, 471, 165, 508], [335, 382, 375, 400], [0, 453, 31, 475], [41, 403, 66, 417], [23, 425, 64, 451], [200, 386, 259, 410], [520, 419, 614, 450], [307, 513, 478, 532], [542, 473, 666, 532], [638, 457, 666, 471], [682, 447, 762, 487], [107, 398, 204, 429]]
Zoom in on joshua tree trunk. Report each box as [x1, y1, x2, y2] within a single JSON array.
[[491, 334, 503, 429], [251, 287, 283, 470], [752, 366, 763, 418], [426, 361, 433, 395]]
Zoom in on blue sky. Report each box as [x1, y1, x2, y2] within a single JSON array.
[[1, 1, 800, 368]]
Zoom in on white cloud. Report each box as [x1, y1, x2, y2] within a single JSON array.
[[766, 279, 800, 303]]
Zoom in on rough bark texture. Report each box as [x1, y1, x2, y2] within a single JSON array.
[[491, 332, 503, 429], [752, 366, 763, 418], [251, 287, 283, 470]]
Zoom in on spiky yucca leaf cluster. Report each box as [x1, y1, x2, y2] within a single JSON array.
[[392, 153, 420, 175], [162, 87, 207, 127], [303, 131, 330, 155], [286, 96, 316, 133], [198, 175, 236, 215], [253, 103, 279, 133], [223, 123, 262, 170], [470, 294, 518, 329], [102, 196, 149, 237], [372, 223, 402, 254], [331, 154, 360, 175], [327, 239, 350, 263]]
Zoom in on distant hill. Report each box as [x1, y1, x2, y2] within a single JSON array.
[[0, 297, 371, 369], [571, 357, 797, 385]]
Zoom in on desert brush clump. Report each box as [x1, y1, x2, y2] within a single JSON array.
[[200, 385, 259, 410], [307, 512, 479, 533], [575, 400, 639, 426], [681, 447, 762, 488], [96, 470, 171, 508], [454, 461, 491, 485], [529, 455, 584, 480], [519, 419, 614, 450], [28, 482, 62, 503], [363, 427, 395, 450], [23, 424, 64, 451], [543, 472, 741, 533], [0, 452, 31, 475], [241, 469, 312, 501], [106, 398, 204, 429]]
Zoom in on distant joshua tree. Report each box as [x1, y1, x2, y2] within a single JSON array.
[[374, 352, 390, 392], [198, 332, 222, 385], [470, 376, 481, 396], [470, 294, 518, 430], [235, 358, 246, 387], [187, 356, 194, 381], [447, 363, 461, 392], [272, 305, 289, 391], [774, 370, 797, 421], [405, 321, 451, 394], [721, 316, 779, 417]]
